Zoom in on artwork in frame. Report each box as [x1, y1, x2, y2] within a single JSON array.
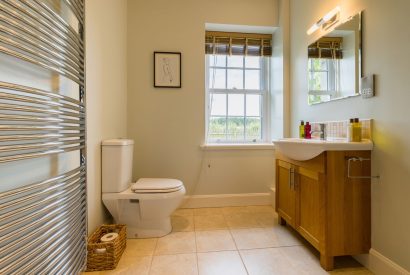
[[154, 52, 181, 88]]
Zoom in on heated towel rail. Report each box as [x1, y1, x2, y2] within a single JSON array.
[[0, 0, 86, 274]]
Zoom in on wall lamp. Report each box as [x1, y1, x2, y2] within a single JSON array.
[[306, 6, 341, 35]]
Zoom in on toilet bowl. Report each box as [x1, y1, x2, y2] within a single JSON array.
[[101, 139, 185, 238]]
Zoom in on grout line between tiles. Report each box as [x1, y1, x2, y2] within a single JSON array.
[[194, 226, 200, 275], [238, 244, 304, 253], [228, 225, 250, 275], [147, 238, 159, 275]]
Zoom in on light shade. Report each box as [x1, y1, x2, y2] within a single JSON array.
[[307, 6, 341, 35]]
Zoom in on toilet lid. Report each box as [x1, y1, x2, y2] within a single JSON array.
[[131, 178, 183, 193]]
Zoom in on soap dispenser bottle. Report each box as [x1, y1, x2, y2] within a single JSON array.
[[299, 120, 305, 138], [347, 118, 354, 142], [304, 122, 311, 139], [352, 118, 362, 142]]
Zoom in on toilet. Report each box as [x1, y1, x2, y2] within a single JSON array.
[[101, 139, 185, 238]]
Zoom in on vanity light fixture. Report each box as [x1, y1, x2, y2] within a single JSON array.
[[307, 6, 341, 35]]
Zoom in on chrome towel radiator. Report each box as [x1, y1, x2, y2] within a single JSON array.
[[0, 0, 86, 274]]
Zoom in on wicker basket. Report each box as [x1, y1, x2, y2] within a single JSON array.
[[86, 224, 127, 272]]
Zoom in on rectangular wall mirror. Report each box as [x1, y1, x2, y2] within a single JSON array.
[[307, 12, 362, 105]]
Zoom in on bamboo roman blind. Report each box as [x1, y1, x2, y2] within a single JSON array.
[[205, 31, 272, 57], [308, 37, 343, 59]]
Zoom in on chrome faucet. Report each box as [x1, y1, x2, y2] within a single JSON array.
[[310, 123, 327, 140]]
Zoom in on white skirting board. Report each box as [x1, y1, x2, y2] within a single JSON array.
[[181, 192, 273, 209], [354, 249, 410, 275]]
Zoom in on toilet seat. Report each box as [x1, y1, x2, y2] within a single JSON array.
[[131, 178, 183, 193]]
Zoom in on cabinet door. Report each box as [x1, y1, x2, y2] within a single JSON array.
[[295, 167, 323, 249], [276, 160, 296, 227]]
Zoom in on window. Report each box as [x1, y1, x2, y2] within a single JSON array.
[[308, 58, 340, 104], [206, 54, 269, 143]]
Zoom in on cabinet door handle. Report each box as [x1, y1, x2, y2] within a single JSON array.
[[288, 168, 292, 189], [290, 168, 295, 190]]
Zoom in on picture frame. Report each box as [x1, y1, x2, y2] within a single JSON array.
[[154, 52, 181, 88]]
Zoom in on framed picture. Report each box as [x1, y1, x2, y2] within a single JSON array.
[[154, 52, 181, 88]]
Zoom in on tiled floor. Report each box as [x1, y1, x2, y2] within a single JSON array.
[[85, 206, 373, 275]]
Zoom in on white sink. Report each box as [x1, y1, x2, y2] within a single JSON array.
[[273, 138, 373, 161]]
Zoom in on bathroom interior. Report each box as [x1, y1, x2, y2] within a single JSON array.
[[0, 0, 409, 274]]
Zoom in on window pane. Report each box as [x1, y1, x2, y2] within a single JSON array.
[[309, 72, 328, 91], [209, 55, 226, 67], [210, 94, 226, 116], [245, 56, 260, 68], [228, 94, 244, 116], [227, 69, 243, 89], [227, 117, 244, 141], [209, 68, 225, 89], [227, 55, 243, 67], [309, 58, 328, 71], [246, 94, 260, 116], [245, 70, 260, 90], [245, 117, 261, 141], [209, 117, 226, 140], [308, 95, 331, 105]]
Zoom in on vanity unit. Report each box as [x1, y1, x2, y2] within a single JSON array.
[[274, 139, 373, 270]]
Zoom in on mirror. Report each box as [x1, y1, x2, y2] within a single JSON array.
[[307, 12, 362, 105]]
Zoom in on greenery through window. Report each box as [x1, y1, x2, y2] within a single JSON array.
[[206, 55, 268, 143], [308, 58, 340, 104]]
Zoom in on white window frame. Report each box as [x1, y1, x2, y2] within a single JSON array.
[[308, 58, 340, 97], [205, 55, 271, 144]]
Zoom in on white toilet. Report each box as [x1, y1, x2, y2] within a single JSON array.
[[101, 139, 186, 238]]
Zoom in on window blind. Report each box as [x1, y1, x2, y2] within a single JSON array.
[[308, 37, 343, 59], [205, 31, 272, 57]]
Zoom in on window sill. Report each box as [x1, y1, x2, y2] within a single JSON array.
[[200, 143, 275, 151]]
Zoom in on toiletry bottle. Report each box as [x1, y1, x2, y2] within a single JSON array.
[[299, 120, 305, 138], [347, 118, 354, 142], [353, 118, 362, 142], [304, 122, 311, 139]]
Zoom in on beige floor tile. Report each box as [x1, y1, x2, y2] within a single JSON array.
[[172, 215, 194, 232], [330, 256, 374, 274], [194, 215, 228, 231], [225, 212, 261, 228], [122, 238, 158, 257], [154, 231, 196, 255], [272, 225, 304, 246], [221, 206, 249, 215], [246, 205, 276, 214], [150, 253, 198, 275], [279, 246, 373, 274], [240, 248, 300, 275], [329, 269, 373, 275], [254, 212, 278, 227], [279, 246, 327, 275], [96, 255, 152, 275], [230, 228, 280, 249], [193, 207, 223, 216], [172, 208, 194, 217], [197, 251, 247, 275], [195, 230, 236, 252]]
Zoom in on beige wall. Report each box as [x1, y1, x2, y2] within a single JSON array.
[[85, 0, 128, 234], [271, 0, 290, 139], [289, 0, 410, 270], [127, 0, 278, 196]]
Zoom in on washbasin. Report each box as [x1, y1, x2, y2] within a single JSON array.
[[272, 138, 373, 161]]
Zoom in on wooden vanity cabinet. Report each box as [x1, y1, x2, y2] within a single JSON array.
[[275, 151, 371, 271]]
